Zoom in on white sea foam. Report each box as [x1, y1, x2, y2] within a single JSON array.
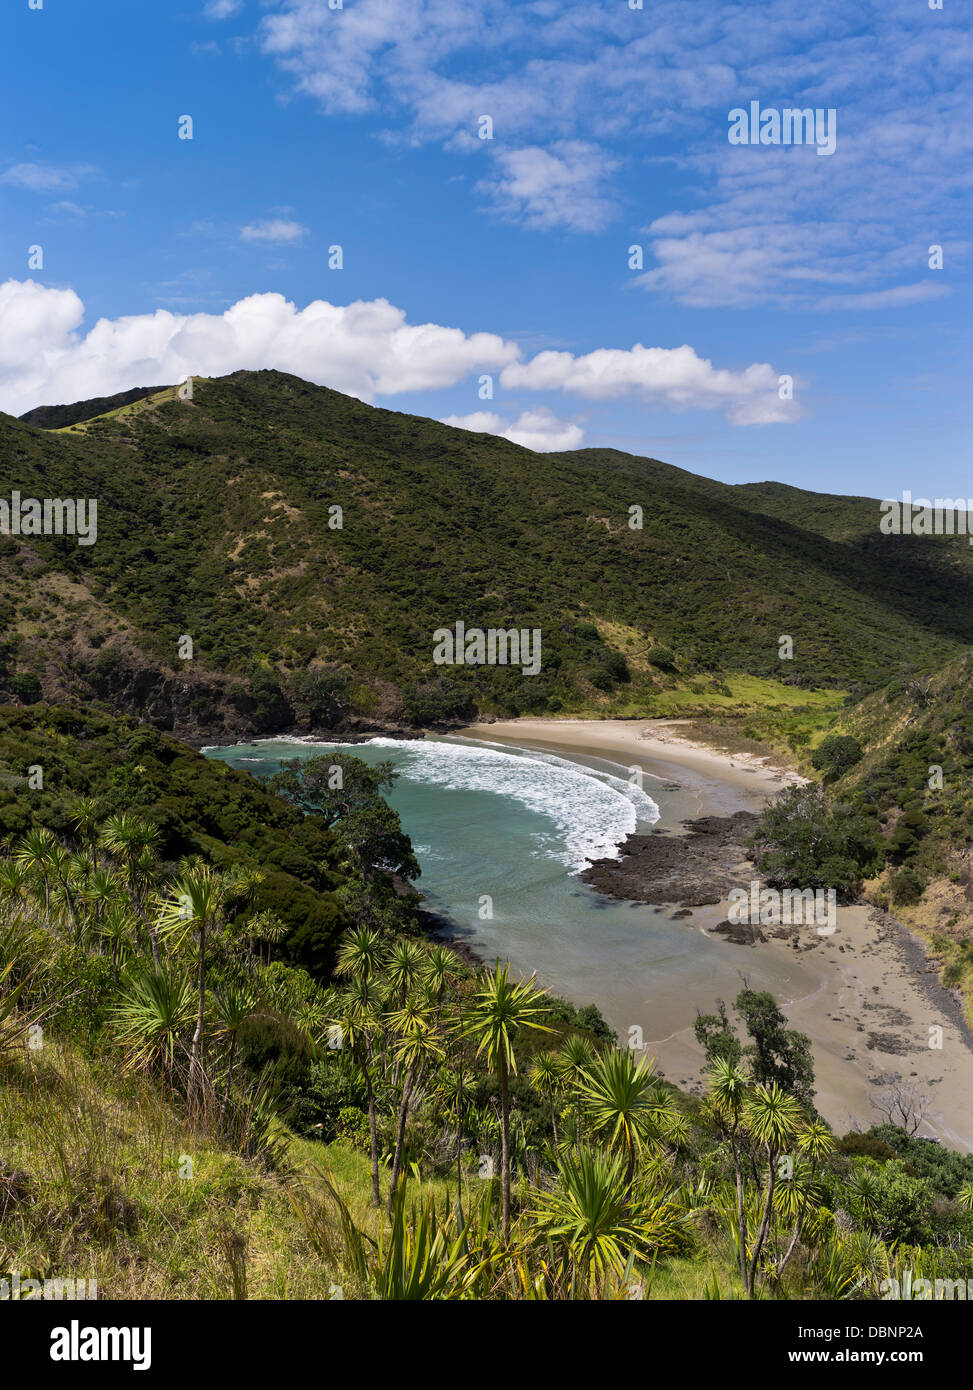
[[352, 736, 659, 871]]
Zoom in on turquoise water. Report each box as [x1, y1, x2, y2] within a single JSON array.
[[204, 734, 818, 1064]]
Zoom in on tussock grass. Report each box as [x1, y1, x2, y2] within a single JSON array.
[[0, 1040, 337, 1298], [0, 1038, 467, 1299]]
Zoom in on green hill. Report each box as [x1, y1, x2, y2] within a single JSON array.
[[3, 369, 973, 739], [0, 703, 351, 974], [808, 653, 973, 1002]]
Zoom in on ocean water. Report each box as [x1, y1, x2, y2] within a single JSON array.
[[204, 734, 819, 1063]]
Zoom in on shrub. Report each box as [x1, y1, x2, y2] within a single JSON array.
[[749, 785, 879, 894], [334, 1106, 371, 1153], [837, 1132, 896, 1162], [647, 647, 676, 671], [8, 673, 42, 704], [811, 735, 864, 781], [602, 651, 630, 683], [889, 865, 925, 906]]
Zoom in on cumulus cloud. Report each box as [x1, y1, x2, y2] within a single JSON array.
[[0, 279, 796, 425], [441, 408, 584, 451], [500, 344, 797, 424], [240, 218, 308, 243], [0, 280, 518, 417]]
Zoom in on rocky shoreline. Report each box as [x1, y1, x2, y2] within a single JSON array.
[[580, 810, 760, 908], [580, 807, 973, 1053]]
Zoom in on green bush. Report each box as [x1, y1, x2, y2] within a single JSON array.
[[811, 735, 864, 780], [9, 672, 42, 704], [889, 865, 925, 906], [749, 785, 879, 894], [647, 647, 676, 671]]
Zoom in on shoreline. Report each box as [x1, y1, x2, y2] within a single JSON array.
[[454, 717, 973, 1151]]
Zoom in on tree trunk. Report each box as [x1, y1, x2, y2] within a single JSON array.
[[777, 1166, 816, 1277], [223, 1033, 237, 1110], [500, 1055, 511, 1241], [363, 1052, 380, 1208], [62, 881, 79, 937], [387, 1064, 416, 1213], [734, 1146, 748, 1292], [746, 1146, 778, 1295], [189, 922, 206, 1102], [456, 1071, 465, 1235]]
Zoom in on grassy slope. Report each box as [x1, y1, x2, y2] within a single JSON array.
[[3, 371, 973, 734], [0, 1037, 737, 1300], [0, 1039, 364, 1298]]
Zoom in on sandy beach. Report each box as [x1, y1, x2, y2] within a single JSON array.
[[457, 717, 973, 1151]]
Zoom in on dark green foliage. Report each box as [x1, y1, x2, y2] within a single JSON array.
[[749, 785, 880, 894], [835, 1158, 973, 1247], [286, 1055, 368, 1139], [837, 1131, 896, 1161], [289, 667, 348, 726], [269, 753, 397, 827], [400, 679, 477, 726], [866, 1124, 973, 1198], [734, 988, 815, 1110], [270, 753, 419, 885], [236, 1010, 314, 1094], [694, 999, 743, 1068], [8, 672, 42, 704], [697, 990, 815, 1110], [0, 704, 350, 970], [5, 370, 973, 727], [542, 996, 615, 1045], [889, 865, 925, 906], [646, 647, 676, 671], [811, 734, 864, 780]]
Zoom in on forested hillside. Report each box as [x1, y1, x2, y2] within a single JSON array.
[[2, 371, 971, 739]]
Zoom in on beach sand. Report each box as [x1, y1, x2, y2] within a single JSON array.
[[457, 717, 973, 1150]]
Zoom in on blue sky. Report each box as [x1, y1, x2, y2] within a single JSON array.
[[0, 0, 969, 497]]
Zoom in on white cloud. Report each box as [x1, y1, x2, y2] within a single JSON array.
[[240, 218, 308, 244], [0, 279, 796, 426], [0, 281, 519, 416], [251, 0, 973, 303], [439, 410, 504, 433], [441, 408, 584, 451], [0, 162, 93, 193], [500, 344, 797, 424], [477, 142, 618, 232], [203, 0, 243, 17], [814, 281, 950, 312]]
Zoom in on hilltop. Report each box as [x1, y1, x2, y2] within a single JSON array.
[[2, 370, 972, 740]]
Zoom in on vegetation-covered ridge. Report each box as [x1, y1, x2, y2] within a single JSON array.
[[780, 652, 973, 1012], [3, 708, 973, 1300], [3, 370, 973, 738], [0, 703, 359, 977]]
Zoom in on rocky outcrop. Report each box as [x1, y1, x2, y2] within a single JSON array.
[[580, 810, 759, 907]]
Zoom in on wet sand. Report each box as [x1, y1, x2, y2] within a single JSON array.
[[457, 718, 973, 1150]]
